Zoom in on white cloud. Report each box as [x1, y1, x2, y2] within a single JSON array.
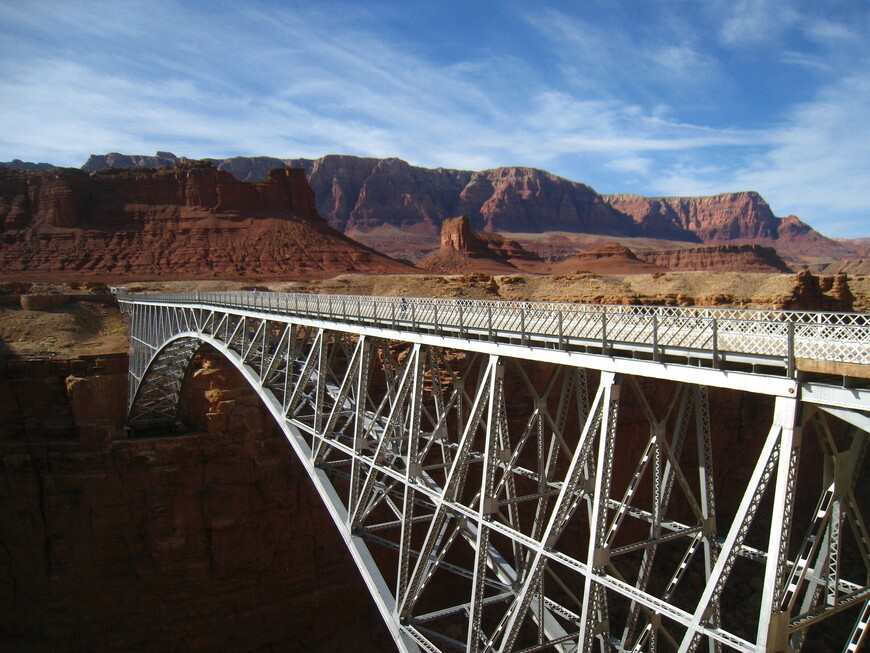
[[0, 2, 757, 174], [524, 8, 723, 102], [648, 65, 870, 236], [719, 0, 792, 45], [605, 157, 654, 176], [737, 70, 870, 213], [803, 18, 861, 46]]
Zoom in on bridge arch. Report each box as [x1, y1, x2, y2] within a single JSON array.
[[130, 330, 416, 651], [128, 333, 202, 429], [119, 293, 870, 653]]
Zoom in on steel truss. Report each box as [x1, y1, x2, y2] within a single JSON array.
[[120, 296, 870, 653]]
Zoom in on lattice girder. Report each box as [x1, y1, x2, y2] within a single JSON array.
[[118, 294, 870, 653]]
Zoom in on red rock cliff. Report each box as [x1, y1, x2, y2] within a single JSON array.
[[604, 192, 855, 258], [0, 163, 414, 279], [635, 244, 793, 272], [81, 153, 855, 265], [0, 353, 391, 651]]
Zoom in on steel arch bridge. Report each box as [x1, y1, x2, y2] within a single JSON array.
[[119, 291, 870, 653]]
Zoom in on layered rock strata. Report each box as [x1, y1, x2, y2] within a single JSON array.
[[78, 153, 852, 265], [605, 193, 855, 259], [0, 352, 390, 651], [0, 163, 413, 279], [550, 243, 667, 274], [634, 244, 792, 273]]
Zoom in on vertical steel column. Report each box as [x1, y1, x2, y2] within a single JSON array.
[[757, 396, 801, 651], [397, 344, 425, 608], [350, 335, 373, 518], [579, 371, 620, 652], [467, 355, 503, 651]]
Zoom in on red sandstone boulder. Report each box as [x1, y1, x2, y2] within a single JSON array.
[[778, 270, 854, 311]]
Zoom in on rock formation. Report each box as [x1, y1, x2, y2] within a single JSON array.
[[82, 152, 291, 184], [287, 158, 638, 238], [0, 352, 392, 651], [418, 216, 545, 274], [81, 150, 189, 171], [79, 153, 853, 266], [0, 158, 57, 171], [549, 243, 667, 275], [0, 163, 414, 279], [634, 244, 792, 273], [604, 193, 856, 260], [779, 270, 855, 312]]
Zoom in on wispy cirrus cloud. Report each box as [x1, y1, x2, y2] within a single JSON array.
[[717, 0, 800, 46], [522, 7, 726, 105]]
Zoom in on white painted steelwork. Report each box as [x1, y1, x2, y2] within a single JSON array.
[[119, 291, 870, 653]]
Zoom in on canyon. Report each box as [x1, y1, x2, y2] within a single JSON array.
[[1, 283, 862, 651], [0, 348, 393, 652], [1, 150, 868, 651]]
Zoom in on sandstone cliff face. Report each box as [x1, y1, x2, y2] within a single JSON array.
[[0, 163, 414, 279], [604, 191, 777, 241], [0, 353, 390, 652], [273, 157, 859, 261], [460, 167, 635, 235], [78, 152, 851, 265], [294, 159, 634, 236], [635, 244, 793, 273], [604, 193, 856, 259]]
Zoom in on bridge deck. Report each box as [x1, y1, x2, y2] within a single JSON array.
[[120, 290, 870, 379]]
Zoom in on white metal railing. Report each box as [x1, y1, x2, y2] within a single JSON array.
[[118, 291, 870, 375]]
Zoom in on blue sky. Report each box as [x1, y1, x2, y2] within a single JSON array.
[[1, 1, 868, 238]]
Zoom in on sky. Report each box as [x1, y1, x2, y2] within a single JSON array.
[[0, 1, 868, 238]]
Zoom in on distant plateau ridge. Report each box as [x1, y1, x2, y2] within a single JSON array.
[[1, 152, 868, 278]]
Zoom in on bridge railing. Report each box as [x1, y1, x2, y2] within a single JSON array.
[[118, 291, 870, 373]]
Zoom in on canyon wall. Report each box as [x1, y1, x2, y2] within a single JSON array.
[[74, 153, 853, 263], [0, 352, 390, 652]]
